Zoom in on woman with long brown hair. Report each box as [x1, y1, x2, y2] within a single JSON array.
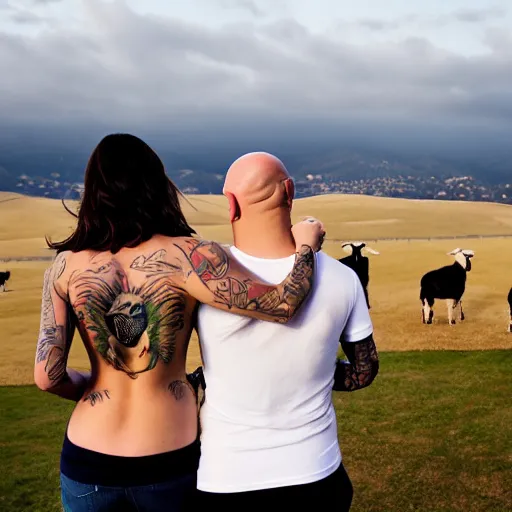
[[34, 133, 324, 512]]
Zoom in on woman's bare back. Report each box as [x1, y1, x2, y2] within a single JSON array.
[[61, 237, 200, 455]]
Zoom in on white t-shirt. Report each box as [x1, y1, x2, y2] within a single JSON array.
[[196, 247, 373, 493]]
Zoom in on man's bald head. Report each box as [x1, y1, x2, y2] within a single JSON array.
[[223, 152, 295, 222]]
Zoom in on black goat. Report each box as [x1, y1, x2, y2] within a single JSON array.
[[0, 271, 10, 292], [420, 249, 474, 325], [339, 242, 379, 309], [508, 288, 512, 333]]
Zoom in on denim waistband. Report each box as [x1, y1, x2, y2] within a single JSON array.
[[60, 431, 200, 487]]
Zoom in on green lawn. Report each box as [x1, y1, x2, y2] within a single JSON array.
[[1, 351, 511, 512]]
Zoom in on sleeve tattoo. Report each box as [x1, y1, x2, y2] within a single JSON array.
[[36, 253, 74, 384], [333, 335, 379, 392], [175, 239, 315, 323]]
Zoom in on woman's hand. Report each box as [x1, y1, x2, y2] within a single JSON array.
[[292, 217, 326, 252]]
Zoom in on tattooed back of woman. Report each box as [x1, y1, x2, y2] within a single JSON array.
[[34, 133, 324, 511]]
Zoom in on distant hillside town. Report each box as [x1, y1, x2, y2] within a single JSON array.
[[14, 173, 85, 200], [294, 175, 512, 204], [9, 172, 512, 205]]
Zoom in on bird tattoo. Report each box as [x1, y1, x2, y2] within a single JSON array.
[[69, 254, 185, 378], [105, 293, 148, 348]]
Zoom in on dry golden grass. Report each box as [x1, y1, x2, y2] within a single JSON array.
[[0, 192, 233, 258], [3, 191, 512, 256], [326, 237, 512, 352], [1, 192, 511, 385], [291, 193, 512, 240]]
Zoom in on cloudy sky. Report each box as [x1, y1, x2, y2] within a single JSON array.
[[0, 0, 511, 153]]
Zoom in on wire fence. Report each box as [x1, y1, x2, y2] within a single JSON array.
[[0, 255, 54, 263], [1, 234, 512, 263], [327, 234, 512, 243]]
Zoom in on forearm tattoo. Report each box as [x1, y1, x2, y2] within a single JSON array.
[[83, 390, 110, 407], [36, 253, 72, 383], [175, 240, 315, 323], [333, 336, 379, 392]]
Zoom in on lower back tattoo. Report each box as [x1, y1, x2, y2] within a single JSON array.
[[168, 380, 192, 401], [83, 390, 111, 407]]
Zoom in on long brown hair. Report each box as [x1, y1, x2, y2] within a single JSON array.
[[48, 133, 195, 254]]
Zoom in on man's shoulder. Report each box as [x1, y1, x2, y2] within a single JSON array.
[[317, 251, 358, 282]]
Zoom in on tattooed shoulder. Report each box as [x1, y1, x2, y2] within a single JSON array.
[[172, 238, 234, 284], [130, 249, 182, 276], [53, 252, 68, 279], [83, 390, 111, 407], [52, 251, 71, 298]]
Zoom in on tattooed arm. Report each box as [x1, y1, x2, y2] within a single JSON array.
[[174, 238, 315, 324], [34, 252, 90, 401], [333, 334, 379, 392]]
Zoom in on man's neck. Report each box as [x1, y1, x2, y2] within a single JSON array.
[[231, 212, 296, 259]]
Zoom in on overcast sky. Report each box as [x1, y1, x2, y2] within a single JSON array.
[[0, 0, 511, 152]]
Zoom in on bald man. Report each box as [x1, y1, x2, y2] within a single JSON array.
[[194, 153, 379, 510]]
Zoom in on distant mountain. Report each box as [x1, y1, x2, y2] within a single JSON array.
[[0, 134, 511, 197], [285, 148, 512, 185]]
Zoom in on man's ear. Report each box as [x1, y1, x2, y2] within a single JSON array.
[[225, 192, 241, 222], [284, 178, 295, 209]]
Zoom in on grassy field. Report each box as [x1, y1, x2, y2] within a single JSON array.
[[1, 351, 510, 512], [0, 192, 511, 510]]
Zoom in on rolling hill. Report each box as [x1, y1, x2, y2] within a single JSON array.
[[2, 192, 512, 260]]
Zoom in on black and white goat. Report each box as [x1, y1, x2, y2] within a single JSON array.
[[0, 271, 10, 292], [508, 288, 512, 333], [339, 242, 379, 308], [420, 249, 474, 325]]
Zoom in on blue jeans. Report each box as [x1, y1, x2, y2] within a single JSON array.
[[60, 472, 197, 512]]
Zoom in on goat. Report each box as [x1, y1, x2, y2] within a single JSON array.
[[508, 288, 512, 333], [339, 242, 379, 308], [0, 271, 10, 292], [420, 249, 474, 325]]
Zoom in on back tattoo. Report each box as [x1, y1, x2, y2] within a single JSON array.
[[70, 251, 186, 379]]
